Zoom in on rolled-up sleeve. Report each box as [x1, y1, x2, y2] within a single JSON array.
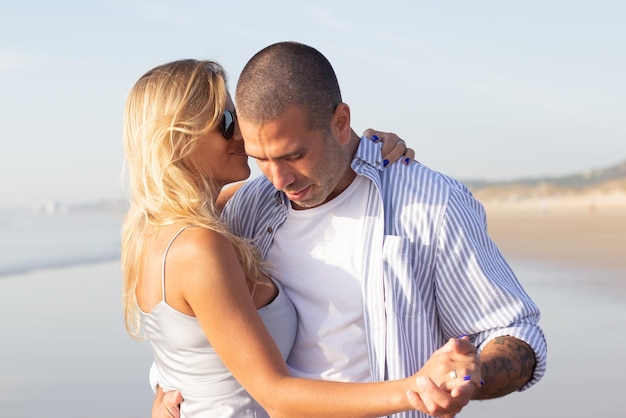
[[435, 185, 547, 390]]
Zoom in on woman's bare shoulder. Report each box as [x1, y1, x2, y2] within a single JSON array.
[[167, 226, 234, 263]]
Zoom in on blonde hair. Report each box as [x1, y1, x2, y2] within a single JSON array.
[[121, 59, 265, 339]]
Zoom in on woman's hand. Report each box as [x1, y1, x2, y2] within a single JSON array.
[[423, 336, 483, 393], [405, 337, 482, 417], [362, 128, 416, 167]]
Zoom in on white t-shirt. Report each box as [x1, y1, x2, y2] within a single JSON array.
[[265, 175, 374, 382]]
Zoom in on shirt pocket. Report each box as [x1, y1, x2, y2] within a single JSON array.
[[382, 235, 424, 318]]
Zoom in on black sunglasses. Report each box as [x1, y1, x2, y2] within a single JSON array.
[[219, 109, 237, 140]]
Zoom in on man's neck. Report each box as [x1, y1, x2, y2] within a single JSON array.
[[348, 128, 361, 155]]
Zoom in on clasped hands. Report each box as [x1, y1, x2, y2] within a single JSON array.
[[405, 336, 482, 417]]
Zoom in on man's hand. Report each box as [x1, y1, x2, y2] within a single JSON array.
[[405, 337, 482, 417], [152, 386, 183, 418]]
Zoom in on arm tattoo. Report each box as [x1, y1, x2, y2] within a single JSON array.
[[475, 336, 537, 399]]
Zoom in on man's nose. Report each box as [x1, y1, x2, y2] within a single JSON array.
[[268, 162, 295, 191]]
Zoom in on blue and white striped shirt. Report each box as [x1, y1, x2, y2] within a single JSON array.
[[223, 136, 547, 418]]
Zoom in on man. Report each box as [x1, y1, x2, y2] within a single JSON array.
[[156, 41, 546, 417]]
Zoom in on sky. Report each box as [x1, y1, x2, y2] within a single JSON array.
[[1, 0, 624, 209]]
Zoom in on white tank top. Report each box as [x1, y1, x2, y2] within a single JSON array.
[[266, 175, 374, 382], [141, 226, 297, 417]]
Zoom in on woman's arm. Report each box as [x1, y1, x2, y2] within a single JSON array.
[[152, 338, 480, 418], [164, 228, 481, 418]]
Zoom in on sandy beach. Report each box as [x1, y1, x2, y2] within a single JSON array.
[[478, 189, 626, 277], [462, 189, 626, 417], [1, 190, 624, 417]]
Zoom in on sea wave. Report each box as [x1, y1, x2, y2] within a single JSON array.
[[0, 207, 125, 277]]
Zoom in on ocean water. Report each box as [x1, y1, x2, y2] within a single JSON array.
[[463, 259, 626, 417], [0, 209, 624, 417], [0, 205, 125, 277], [0, 206, 152, 418]]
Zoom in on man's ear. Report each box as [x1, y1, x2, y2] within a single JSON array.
[[331, 103, 351, 144]]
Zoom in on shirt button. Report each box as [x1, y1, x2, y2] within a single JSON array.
[[266, 226, 273, 234]]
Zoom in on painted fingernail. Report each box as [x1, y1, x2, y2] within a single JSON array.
[[403, 157, 411, 165], [383, 159, 389, 167], [463, 375, 471, 381], [457, 334, 467, 338], [480, 380, 485, 386], [371, 135, 381, 143]]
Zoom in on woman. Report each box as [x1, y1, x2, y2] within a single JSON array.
[[121, 59, 480, 418]]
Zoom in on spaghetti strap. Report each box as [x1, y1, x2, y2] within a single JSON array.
[[161, 225, 194, 303]]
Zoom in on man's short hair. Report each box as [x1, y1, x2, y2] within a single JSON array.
[[235, 41, 342, 131]]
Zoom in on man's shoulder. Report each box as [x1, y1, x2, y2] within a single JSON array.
[[241, 176, 274, 193], [384, 162, 468, 193], [236, 175, 275, 197], [222, 176, 286, 241], [224, 176, 278, 213], [354, 136, 467, 194], [373, 162, 481, 218]]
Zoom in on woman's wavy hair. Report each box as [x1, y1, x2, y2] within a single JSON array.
[[121, 59, 265, 339]]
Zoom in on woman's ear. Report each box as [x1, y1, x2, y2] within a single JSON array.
[[331, 103, 351, 144]]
